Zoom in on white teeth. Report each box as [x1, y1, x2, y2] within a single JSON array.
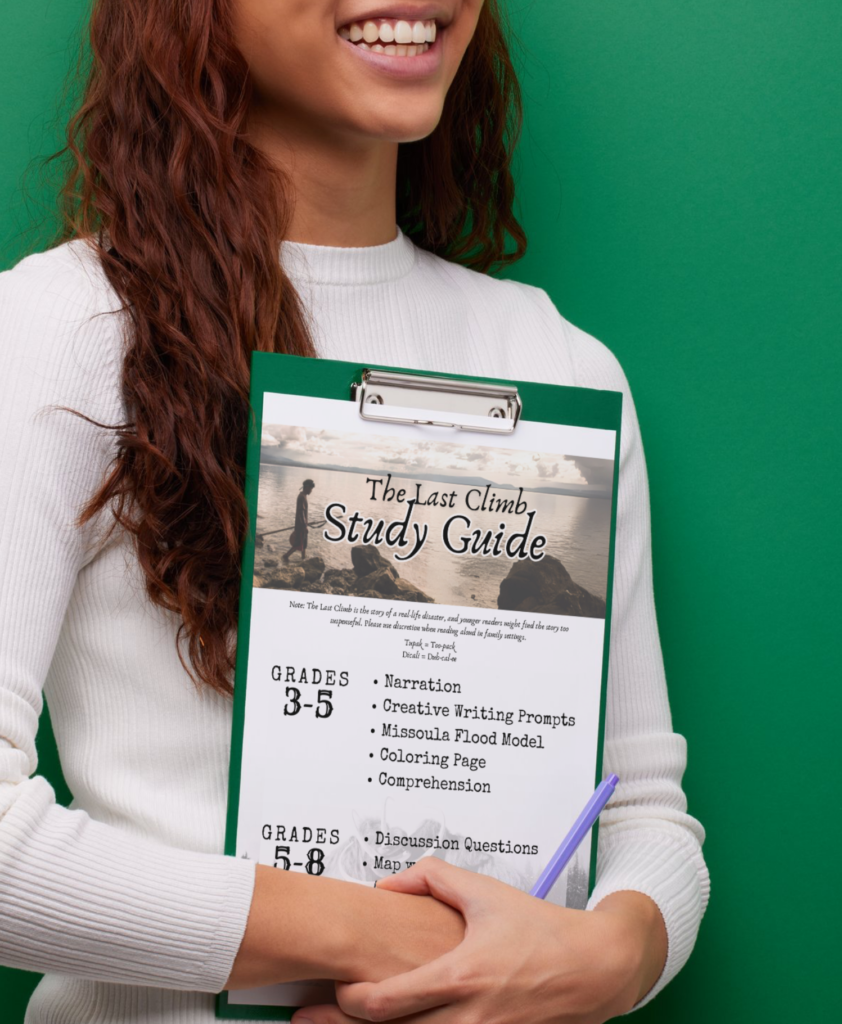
[[394, 20, 413, 44], [342, 20, 436, 55], [355, 41, 429, 58]]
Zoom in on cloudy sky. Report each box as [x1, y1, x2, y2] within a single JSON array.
[[262, 424, 613, 493]]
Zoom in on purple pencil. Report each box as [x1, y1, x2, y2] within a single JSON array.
[[529, 774, 620, 899]]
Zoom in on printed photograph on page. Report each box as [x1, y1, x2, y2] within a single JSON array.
[[253, 425, 613, 621]]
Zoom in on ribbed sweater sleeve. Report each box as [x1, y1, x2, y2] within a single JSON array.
[[550, 305, 710, 1008], [0, 253, 256, 990]]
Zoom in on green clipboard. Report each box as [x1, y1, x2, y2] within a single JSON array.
[[217, 352, 622, 1020]]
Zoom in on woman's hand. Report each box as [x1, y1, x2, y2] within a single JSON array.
[[291, 859, 667, 1024], [226, 864, 464, 990]]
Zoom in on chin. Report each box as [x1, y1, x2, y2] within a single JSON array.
[[357, 106, 445, 144]]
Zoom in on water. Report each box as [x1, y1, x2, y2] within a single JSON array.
[[256, 464, 611, 608]]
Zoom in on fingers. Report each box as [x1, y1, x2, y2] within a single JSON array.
[[336, 953, 464, 1021], [374, 856, 492, 913], [294, 1003, 458, 1024], [291, 1005, 361, 1024], [336, 861, 510, 1021]]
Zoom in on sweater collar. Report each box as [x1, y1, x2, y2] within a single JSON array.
[[279, 225, 417, 286]]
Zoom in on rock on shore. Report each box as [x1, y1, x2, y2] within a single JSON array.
[[255, 545, 433, 603], [497, 555, 606, 618]]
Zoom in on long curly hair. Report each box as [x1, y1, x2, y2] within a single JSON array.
[[51, 0, 526, 696]]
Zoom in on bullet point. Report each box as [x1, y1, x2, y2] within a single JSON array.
[[363, 861, 367, 867], [368, 777, 372, 782], [374, 679, 378, 684], [369, 753, 374, 758], [372, 704, 376, 709], [364, 837, 369, 842], [371, 728, 375, 733]]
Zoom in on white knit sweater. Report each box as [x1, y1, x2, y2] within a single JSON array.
[[0, 228, 709, 1024]]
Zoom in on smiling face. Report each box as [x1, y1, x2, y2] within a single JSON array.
[[233, 1, 485, 144]]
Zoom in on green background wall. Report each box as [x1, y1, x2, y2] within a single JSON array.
[[1, 1, 840, 1020]]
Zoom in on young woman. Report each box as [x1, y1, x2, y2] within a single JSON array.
[[283, 479, 316, 563], [0, 2, 709, 1023]]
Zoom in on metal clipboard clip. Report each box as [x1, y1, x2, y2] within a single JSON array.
[[351, 369, 522, 435]]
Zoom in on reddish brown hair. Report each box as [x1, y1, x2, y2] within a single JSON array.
[[51, 0, 526, 696]]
